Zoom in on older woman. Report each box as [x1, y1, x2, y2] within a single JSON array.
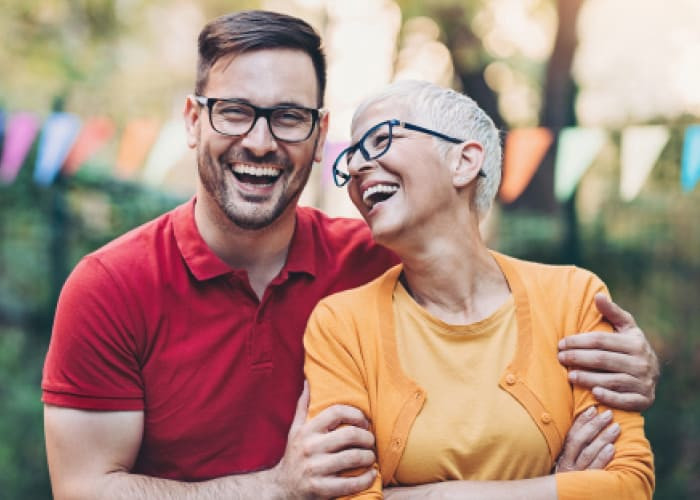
[[303, 80, 653, 499]]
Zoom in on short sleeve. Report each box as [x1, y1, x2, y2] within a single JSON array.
[[42, 255, 144, 410]]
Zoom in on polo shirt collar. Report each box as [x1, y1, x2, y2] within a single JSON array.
[[173, 197, 317, 281]]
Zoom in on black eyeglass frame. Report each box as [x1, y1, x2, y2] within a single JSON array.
[[194, 95, 323, 143], [332, 119, 487, 187]]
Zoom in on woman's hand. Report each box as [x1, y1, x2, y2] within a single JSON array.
[[555, 406, 620, 472]]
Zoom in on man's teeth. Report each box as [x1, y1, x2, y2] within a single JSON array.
[[362, 184, 399, 207], [232, 165, 282, 177]]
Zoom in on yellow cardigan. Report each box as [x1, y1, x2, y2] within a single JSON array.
[[304, 252, 654, 499]]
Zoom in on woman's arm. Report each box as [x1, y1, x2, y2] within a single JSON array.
[[304, 300, 384, 499]]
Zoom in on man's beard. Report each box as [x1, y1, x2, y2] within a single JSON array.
[[198, 145, 312, 230]]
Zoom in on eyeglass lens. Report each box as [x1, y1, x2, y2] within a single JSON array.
[[335, 121, 393, 183]]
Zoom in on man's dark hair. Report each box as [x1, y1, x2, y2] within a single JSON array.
[[195, 10, 327, 106]]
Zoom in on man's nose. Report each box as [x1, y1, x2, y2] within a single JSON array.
[[240, 116, 277, 156]]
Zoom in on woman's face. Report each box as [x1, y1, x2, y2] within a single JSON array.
[[346, 100, 458, 248]]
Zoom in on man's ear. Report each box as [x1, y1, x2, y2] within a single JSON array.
[[183, 95, 201, 149], [452, 140, 485, 188], [313, 110, 330, 163]]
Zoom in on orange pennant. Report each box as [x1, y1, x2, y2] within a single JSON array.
[[63, 116, 116, 175], [116, 118, 160, 177], [499, 127, 553, 203]]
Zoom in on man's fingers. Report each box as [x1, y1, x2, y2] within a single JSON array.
[[305, 424, 376, 455], [568, 371, 645, 393], [558, 331, 644, 355], [594, 293, 637, 331], [289, 381, 310, 436], [309, 404, 370, 433], [591, 386, 652, 412], [310, 467, 377, 498], [309, 448, 376, 476], [558, 349, 646, 376]]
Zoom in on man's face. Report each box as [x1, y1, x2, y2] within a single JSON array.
[[185, 48, 327, 230]]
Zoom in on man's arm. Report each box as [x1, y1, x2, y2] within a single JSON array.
[[45, 385, 376, 500], [558, 293, 660, 411]]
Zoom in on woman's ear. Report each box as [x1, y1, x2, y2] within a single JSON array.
[[452, 140, 485, 188]]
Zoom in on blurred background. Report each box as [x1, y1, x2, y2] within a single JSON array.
[[1, 0, 698, 497]]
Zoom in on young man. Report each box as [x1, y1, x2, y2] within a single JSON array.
[[42, 10, 658, 499]]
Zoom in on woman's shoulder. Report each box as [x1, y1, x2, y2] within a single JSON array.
[[492, 251, 607, 292], [316, 263, 403, 310]]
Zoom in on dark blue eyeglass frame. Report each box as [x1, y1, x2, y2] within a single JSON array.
[[332, 119, 487, 187]]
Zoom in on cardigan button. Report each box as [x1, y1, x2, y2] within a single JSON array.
[[392, 438, 402, 449], [505, 373, 516, 385], [541, 412, 553, 424], [414, 391, 421, 400]]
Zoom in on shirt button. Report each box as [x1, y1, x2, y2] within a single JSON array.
[[541, 412, 552, 424], [505, 373, 516, 385]]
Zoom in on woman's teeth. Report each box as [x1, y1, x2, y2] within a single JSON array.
[[362, 184, 399, 208]]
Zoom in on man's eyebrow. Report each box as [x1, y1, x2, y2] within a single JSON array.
[[221, 98, 312, 108], [275, 100, 313, 108]]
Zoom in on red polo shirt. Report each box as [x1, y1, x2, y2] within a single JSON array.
[[42, 198, 397, 481]]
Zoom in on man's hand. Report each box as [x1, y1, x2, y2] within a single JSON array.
[[273, 382, 377, 499], [558, 293, 660, 411], [555, 406, 619, 472]]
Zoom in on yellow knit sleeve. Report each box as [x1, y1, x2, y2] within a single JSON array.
[[303, 299, 384, 499], [556, 270, 654, 500]]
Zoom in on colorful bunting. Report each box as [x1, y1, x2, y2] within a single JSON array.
[[620, 125, 670, 201], [115, 118, 160, 177], [3, 107, 700, 198], [63, 117, 116, 175], [33, 112, 82, 186], [0, 112, 40, 184], [0, 109, 5, 145], [681, 125, 700, 192], [554, 127, 607, 201], [499, 127, 553, 203]]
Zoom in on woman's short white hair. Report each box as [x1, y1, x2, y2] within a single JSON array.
[[352, 80, 502, 218]]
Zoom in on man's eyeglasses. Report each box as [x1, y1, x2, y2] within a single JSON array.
[[194, 96, 323, 143], [332, 119, 487, 187]]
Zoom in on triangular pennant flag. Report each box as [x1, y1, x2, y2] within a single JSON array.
[[499, 127, 553, 203], [322, 140, 349, 186], [116, 118, 160, 177], [0, 112, 40, 184], [554, 127, 606, 201], [63, 116, 115, 175], [681, 125, 700, 192], [34, 112, 82, 186], [141, 120, 189, 186], [620, 125, 670, 201]]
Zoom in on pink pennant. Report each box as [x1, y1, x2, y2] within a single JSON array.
[[322, 141, 349, 186], [0, 112, 40, 184]]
